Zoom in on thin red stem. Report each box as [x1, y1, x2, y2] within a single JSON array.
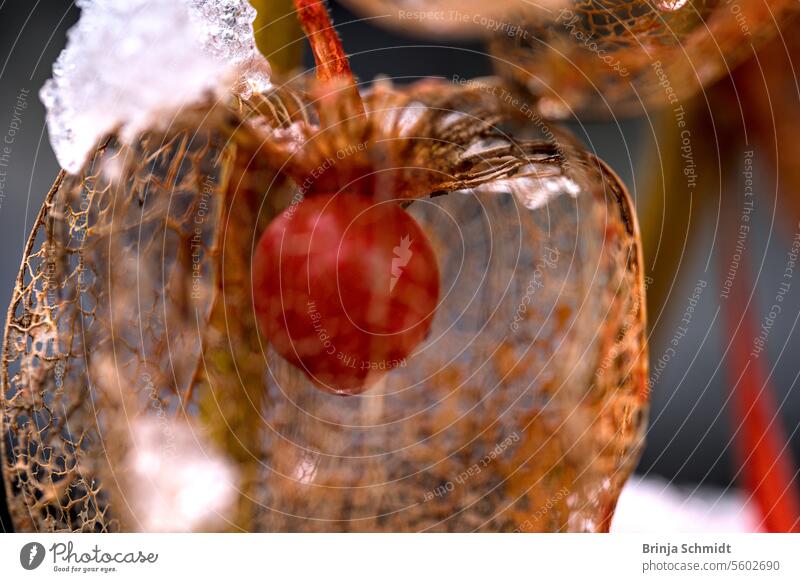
[[294, 1, 354, 82], [723, 256, 800, 532], [293, 0, 365, 118]]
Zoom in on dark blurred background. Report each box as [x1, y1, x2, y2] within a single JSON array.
[[1, 0, 799, 531]]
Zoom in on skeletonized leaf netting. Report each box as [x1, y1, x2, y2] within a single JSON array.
[[490, 0, 798, 116], [2, 79, 647, 532]]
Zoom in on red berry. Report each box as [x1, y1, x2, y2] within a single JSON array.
[[253, 193, 440, 394]]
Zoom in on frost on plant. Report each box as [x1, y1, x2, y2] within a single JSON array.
[[40, 0, 271, 174]]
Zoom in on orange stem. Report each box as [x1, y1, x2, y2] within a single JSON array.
[[293, 0, 365, 117], [724, 258, 800, 532], [294, 1, 354, 82]]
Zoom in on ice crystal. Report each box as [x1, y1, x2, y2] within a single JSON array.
[[41, 0, 271, 173]]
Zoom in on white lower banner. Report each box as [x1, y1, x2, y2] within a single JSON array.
[[1, 534, 799, 581]]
